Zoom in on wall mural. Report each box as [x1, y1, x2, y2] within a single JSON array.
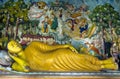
[[0, 0, 120, 74]]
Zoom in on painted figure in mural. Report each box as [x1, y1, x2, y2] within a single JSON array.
[[42, 16, 49, 33], [66, 18, 77, 31], [79, 23, 88, 33], [59, 9, 63, 19], [51, 13, 58, 31], [85, 42, 101, 56], [79, 18, 88, 34], [44, 22, 48, 33], [7, 40, 118, 72], [37, 1, 47, 9]]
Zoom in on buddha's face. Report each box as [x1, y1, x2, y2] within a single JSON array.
[[7, 40, 22, 54]]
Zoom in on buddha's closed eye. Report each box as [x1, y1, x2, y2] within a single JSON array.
[[9, 42, 19, 48]]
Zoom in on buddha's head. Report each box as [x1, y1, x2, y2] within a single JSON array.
[[7, 40, 23, 54]]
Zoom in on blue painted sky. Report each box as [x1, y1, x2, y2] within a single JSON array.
[[0, 0, 120, 11]]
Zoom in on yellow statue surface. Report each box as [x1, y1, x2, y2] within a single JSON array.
[[7, 40, 118, 72]]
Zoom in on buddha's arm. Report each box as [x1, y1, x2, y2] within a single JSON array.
[[9, 53, 29, 72], [28, 41, 78, 53]]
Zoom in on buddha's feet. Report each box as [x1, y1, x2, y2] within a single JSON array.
[[102, 57, 115, 64], [101, 63, 118, 70]]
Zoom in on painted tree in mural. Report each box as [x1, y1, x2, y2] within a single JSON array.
[[89, 3, 120, 57], [29, 20, 39, 34], [0, 0, 15, 37], [0, 0, 29, 39], [0, 6, 4, 35], [12, 0, 29, 39]]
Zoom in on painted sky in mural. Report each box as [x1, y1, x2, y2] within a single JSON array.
[[0, 0, 120, 11]]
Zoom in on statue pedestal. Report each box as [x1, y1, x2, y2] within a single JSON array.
[[0, 76, 120, 79], [1, 72, 120, 79]]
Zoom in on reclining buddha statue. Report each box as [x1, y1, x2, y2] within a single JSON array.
[[7, 40, 118, 72]]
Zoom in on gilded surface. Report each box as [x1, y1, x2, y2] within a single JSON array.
[[0, 0, 120, 74], [7, 40, 117, 72]]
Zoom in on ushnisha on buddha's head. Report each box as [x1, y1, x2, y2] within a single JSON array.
[[7, 40, 23, 54]]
